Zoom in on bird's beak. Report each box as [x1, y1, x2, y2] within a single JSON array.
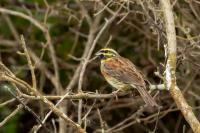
[[94, 51, 103, 60], [95, 51, 101, 57]]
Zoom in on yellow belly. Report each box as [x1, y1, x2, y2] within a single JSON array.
[[104, 76, 132, 91]]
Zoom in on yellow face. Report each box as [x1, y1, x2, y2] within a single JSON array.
[[95, 48, 119, 62]]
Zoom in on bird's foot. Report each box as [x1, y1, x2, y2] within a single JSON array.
[[112, 90, 120, 100]]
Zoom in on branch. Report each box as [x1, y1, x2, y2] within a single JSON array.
[[0, 7, 46, 32], [0, 7, 62, 92], [20, 35, 37, 89], [20, 92, 129, 100], [0, 62, 85, 133], [0, 105, 23, 127], [160, 0, 200, 132]]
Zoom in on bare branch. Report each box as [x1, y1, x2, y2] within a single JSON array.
[[160, 0, 200, 132], [0, 7, 46, 32], [20, 35, 37, 89], [0, 62, 85, 132]]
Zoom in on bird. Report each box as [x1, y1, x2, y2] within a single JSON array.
[[95, 48, 158, 107]]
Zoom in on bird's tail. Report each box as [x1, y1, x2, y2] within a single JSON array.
[[131, 85, 158, 107]]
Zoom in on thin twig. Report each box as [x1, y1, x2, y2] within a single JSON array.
[[20, 35, 37, 89], [0, 98, 16, 108], [0, 7, 46, 32], [7, 88, 51, 132], [0, 103, 23, 128]]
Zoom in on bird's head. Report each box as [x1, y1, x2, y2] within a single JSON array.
[[95, 48, 119, 61]]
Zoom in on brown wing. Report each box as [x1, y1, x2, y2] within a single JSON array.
[[102, 56, 145, 87]]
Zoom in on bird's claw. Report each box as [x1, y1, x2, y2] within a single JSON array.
[[112, 90, 120, 100]]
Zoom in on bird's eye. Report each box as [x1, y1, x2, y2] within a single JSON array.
[[104, 50, 108, 53]]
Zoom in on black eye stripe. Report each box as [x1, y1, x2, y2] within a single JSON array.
[[100, 50, 109, 53]]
